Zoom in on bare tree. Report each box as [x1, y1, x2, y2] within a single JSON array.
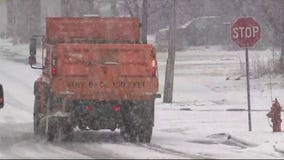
[[0, 2, 7, 38], [61, 0, 74, 17], [120, 0, 142, 18], [6, 0, 17, 42], [29, 0, 41, 38], [110, 0, 118, 16], [6, 0, 41, 44], [61, 0, 98, 17], [261, 0, 284, 71], [141, 0, 148, 44]]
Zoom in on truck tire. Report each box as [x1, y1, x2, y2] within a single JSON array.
[[47, 122, 55, 141], [47, 117, 73, 142], [120, 123, 138, 143], [120, 101, 138, 142], [137, 100, 154, 143], [120, 100, 154, 143], [137, 120, 153, 143], [33, 95, 41, 135]]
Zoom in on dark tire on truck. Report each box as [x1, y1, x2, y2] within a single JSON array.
[[47, 122, 55, 141], [137, 120, 153, 143], [47, 117, 74, 142], [33, 95, 41, 135], [120, 100, 154, 143], [42, 95, 74, 142], [34, 96, 73, 141]]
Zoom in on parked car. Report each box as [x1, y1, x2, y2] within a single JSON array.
[[155, 16, 230, 51]]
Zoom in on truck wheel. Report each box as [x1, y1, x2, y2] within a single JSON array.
[[47, 118, 73, 142], [120, 107, 138, 142], [121, 118, 152, 143], [137, 100, 154, 143], [47, 126, 55, 141], [120, 100, 154, 143], [61, 124, 74, 142], [120, 124, 138, 142], [46, 119, 56, 141], [33, 96, 41, 135], [137, 122, 153, 143]]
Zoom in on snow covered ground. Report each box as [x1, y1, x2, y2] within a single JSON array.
[[1, 38, 284, 159]]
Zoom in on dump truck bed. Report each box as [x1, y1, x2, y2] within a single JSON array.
[[46, 17, 140, 44], [50, 44, 158, 101]]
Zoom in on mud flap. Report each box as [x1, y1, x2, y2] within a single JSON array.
[[120, 100, 154, 143], [39, 113, 73, 142]]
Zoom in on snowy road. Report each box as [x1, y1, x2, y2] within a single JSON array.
[[1, 39, 284, 159]]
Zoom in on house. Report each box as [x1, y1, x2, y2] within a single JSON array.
[[155, 16, 230, 51]]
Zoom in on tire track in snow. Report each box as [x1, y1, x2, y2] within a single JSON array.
[[138, 143, 211, 159], [0, 123, 33, 158], [0, 65, 34, 114], [55, 142, 127, 159], [41, 129, 206, 159], [0, 52, 37, 114]]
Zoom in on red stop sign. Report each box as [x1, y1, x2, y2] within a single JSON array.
[[231, 17, 261, 48]]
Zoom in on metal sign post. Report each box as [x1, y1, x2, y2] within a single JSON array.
[[231, 17, 261, 131], [245, 48, 252, 131]]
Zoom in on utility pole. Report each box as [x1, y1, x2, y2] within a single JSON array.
[[163, 0, 176, 103], [141, 0, 148, 44]]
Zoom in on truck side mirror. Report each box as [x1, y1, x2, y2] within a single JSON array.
[[0, 84, 4, 109], [30, 38, 37, 56], [29, 38, 37, 65]]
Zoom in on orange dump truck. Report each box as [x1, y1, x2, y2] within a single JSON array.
[[28, 17, 159, 142]]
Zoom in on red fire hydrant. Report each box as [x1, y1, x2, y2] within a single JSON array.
[[266, 98, 282, 132]]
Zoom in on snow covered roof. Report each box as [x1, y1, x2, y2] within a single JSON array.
[[180, 16, 219, 29], [158, 16, 220, 33]]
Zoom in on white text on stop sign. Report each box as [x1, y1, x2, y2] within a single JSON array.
[[232, 26, 259, 39]]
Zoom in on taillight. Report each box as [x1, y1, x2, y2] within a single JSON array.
[[85, 105, 93, 111], [113, 105, 120, 112], [152, 59, 157, 68], [52, 67, 57, 76], [151, 59, 157, 77], [52, 58, 57, 76]]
